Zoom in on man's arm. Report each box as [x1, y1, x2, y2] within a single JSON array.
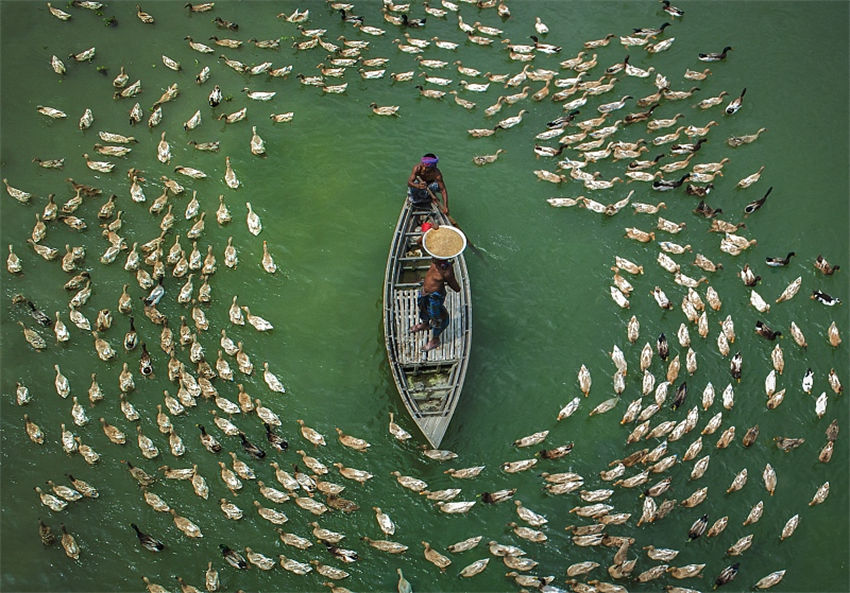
[[445, 266, 461, 292], [436, 173, 449, 213], [408, 165, 425, 189]]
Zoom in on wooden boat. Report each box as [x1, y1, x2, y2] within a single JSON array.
[[383, 198, 472, 447]]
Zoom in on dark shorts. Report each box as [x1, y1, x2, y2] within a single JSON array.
[[408, 182, 439, 207], [417, 290, 449, 338]]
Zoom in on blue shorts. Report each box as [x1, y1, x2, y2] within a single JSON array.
[[408, 182, 440, 207], [417, 290, 449, 338]]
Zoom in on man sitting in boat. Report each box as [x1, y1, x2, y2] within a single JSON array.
[[412, 256, 460, 352], [407, 153, 449, 214]]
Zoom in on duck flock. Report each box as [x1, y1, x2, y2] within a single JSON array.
[[3, 1, 847, 592]]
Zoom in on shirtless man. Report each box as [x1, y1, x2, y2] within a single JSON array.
[[411, 257, 461, 352], [407, 153, 449, 213]]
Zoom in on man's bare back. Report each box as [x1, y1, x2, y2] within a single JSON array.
[[423, 258, 460, 295]]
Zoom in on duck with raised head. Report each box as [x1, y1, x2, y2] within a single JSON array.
[[694, 90, 729, 110], [765, 251, 795, 267], [728, 127, 768, 147], [743, 186, 768, 212], [699, 46, 732, 61], [661, 0, 684, 16], [725, 88, 747, 114], [739, 264, 760, 286], [737, 165, 765, 188]]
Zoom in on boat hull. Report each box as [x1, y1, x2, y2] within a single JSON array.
[[382, 199, 472, 447]]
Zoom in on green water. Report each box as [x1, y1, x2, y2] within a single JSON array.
[[1, 1, 847, 592]]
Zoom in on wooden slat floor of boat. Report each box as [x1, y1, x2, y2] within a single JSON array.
[[392, 288, 462, 365]]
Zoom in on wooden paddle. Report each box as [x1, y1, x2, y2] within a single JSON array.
[[424, 185, 484, 257]]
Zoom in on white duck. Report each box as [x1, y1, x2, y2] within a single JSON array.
[[250, 126, 266, 156], [263, 362, 286, 393], [224, 156, 240, 189], [156, 132, 171, 164]]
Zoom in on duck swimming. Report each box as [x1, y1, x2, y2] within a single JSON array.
[[728, 127, 768, 147], [765, 251, 794, 267], [132, 523, 164, 552], [699, 46, 732, 61], [725, 88, 747, 114], [812, 289, 841, 306], [755, 320, 782, 340], [808, 254, 839, 276], [652, 174, 690, 191]]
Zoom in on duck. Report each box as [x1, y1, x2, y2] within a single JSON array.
[[699, 46, 733, 61], [683, 67, 711, 82], [652, 174, 690, 191], [156, 133, 171, 165], [131, 523, 164, 552], [217, 462, 242, 493], [644, 37, 676, 54], [750, 288, 771, 313], [136, 425, 159, 459], [725, 88, 747, 114], [814, 254, 840, 275], [233, 343, 252, 376], [196, 424, 222, 453], [260, 423, 287, 453], [70, 396, 89, 426], [812, 289, 841, 306], [59, 524, 80, 560], [472, 149, 505, 166], [741, 186, 772, 217], [691, 91, 729, 112], [713, 563, 740, 588], [334, 462, 373, 483], [242, 306, 273, 331], [736, 165, 766, 189], [335, 428, 370, 452], [765, 251, 795, 267], [229, 451, 256, 480], [692, 200, 723, 219], [623, 104, 659, 125], [222, 237, 238, 269], [252, 240, 277, 276], [738, 264, 760, 287], [727, 128, 769, 149], [38, 519, 56, 546], [261, 362, 286, 393], [660, 0, 685, 16], [755, 320, 782, 340], [36, 485, 68, 512], [421, 541, 452, 571], [75, 437, 100, 464], [670, 138, 707, 155], [238, 432, 265, 459]]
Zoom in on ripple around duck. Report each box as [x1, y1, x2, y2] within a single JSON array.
[[1, 1, 848, 592]]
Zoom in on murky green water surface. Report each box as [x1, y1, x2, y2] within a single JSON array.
[[1, 1, 848, 592]]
